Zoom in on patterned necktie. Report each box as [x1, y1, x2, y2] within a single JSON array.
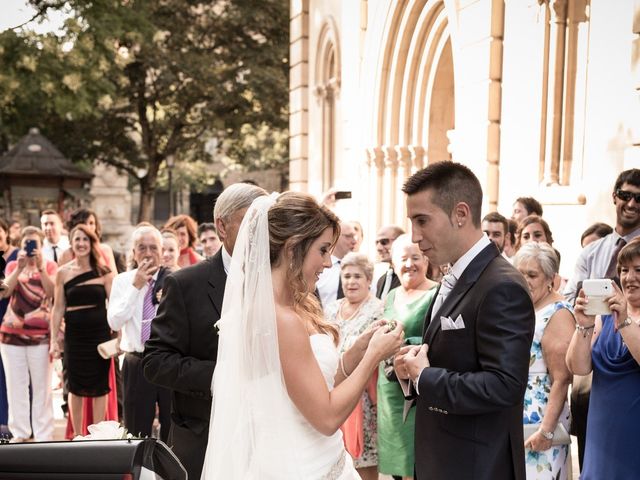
[[140, 278, 156, 345], [605, 237, 626, 279], [431, 272, 457, 320]]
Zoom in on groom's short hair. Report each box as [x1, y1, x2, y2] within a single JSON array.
[[214, 183, 268, 222], [402, 161, 483, 227]]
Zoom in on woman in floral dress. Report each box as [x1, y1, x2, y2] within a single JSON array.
[[513, 242, 574, 479], [325, 252, 383, 480]]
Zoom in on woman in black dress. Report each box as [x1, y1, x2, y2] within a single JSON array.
[[51, 225, 114, 433]]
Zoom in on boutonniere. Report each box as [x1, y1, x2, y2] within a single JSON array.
[[155, 288, 163, 303]]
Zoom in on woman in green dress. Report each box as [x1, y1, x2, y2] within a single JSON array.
[[377, 234, 437, 480]]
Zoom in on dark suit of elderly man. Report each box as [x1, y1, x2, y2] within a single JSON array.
[[142, 183, 266, 480]]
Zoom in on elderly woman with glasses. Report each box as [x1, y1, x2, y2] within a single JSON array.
[[566, 238, 640, 480]]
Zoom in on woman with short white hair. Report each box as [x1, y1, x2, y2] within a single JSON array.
[[513, 242, 573, 479]]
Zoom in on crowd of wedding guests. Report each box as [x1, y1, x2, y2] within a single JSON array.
[[0, 169, 639, 480]]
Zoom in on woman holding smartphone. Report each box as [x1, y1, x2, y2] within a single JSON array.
[[566, 239, 640, 480], [0, 226, 57, 442]]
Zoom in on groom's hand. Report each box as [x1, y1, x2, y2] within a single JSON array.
[[393, 345, 414, 380], [404, 344, 430, 384]]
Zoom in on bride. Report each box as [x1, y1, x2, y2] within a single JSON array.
[[201, 192, 404, 479]]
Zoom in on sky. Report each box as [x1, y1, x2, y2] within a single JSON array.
[[1, 0, 68, 34]]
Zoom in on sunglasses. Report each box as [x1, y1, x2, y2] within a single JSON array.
[[615, 189, 640, 204], [375, 238, 391, 246]]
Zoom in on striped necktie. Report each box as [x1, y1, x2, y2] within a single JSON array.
[[140, 278, 156, 345]]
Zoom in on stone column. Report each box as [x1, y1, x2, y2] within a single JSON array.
[[382, 145, 398, 226], [289, 1, 310, 191]]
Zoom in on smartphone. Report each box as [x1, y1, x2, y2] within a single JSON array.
[[25, 239, 37, 257], [334, 191, 352, 200], [582, 279, 613, 316]]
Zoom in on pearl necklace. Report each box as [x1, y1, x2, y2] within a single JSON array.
[[338, 295, 369, 322]]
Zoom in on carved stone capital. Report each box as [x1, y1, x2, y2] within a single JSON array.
[[408, 145, 425, 170], [382, 145, 398, 169], [394, 145, 412, 171], [366, 146, 385, 170]]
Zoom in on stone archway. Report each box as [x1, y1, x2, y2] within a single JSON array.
[[366, 0, 455, 228]]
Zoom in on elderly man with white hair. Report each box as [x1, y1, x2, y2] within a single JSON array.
[[107, 224, 170, 442], [142, 182, 267, 480]]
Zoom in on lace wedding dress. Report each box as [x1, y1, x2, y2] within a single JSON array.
[[200, 194, 359, 479]]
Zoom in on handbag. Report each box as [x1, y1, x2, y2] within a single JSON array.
[[523, 422, 571, 446], [97, 339, 120, 359]]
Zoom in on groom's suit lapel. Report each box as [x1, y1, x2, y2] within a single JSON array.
[[207, 250, 226, 317], [423, 242, 500, 346]]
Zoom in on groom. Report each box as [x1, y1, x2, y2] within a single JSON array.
[[143, 183, 266, 480], [395, 162, 534, 480]]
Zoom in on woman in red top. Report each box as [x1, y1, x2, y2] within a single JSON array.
[[0, 226, 57, 442], [163, 215, 203, 268]]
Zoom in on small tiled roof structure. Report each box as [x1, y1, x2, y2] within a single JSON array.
[[0, 127, 92, 180]]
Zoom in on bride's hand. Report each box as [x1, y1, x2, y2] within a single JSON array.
[[366, 321, 404, 363], [353, 319, 390, 351]]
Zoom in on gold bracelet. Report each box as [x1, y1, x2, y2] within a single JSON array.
[[575, 323, 595, 338], [339, 354, 350, 377]]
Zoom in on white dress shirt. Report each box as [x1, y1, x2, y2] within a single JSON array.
[[107, 268, 160, 353], [42, 236, 69, 263], [316, 255, 342, 308], [221, 246, 232, 274]]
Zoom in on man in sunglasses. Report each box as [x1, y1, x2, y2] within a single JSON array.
[[374, 225, 405, 299], [563, 168, 640, 471], [564, 168, 640, 302]]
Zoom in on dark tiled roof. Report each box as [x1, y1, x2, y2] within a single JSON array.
[[0, 128, 93, 179]]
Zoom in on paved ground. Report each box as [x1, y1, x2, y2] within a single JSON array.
[[52, 388, 580, 479]]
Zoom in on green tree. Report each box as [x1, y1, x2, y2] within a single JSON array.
[[0, 0, 289, 221]]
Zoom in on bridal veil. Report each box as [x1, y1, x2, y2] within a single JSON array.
[[200, 194, 302, 479]]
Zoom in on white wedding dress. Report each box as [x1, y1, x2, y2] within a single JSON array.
[[287, 334, 358, 479], [200, 194, 359, 480]]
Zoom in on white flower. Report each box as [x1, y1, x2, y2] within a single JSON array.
[[73, 421, 127, 441]]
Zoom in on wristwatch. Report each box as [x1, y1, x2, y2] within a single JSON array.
[[538, 427, 554, 440], [617, 317, 633, 331]]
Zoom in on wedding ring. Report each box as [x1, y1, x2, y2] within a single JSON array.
[[386, 320, 397, 332]]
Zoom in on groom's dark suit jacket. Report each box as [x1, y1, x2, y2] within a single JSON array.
[[414, 242, 534, 480], [143, 250, 225, 480]]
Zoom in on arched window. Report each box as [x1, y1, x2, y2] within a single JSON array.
[[315, 19, 341, 191]]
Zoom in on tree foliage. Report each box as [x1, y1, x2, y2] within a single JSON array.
[[0, 0, 289, 220]]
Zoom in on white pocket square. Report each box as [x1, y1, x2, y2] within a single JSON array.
[[441, 314, 465, 331]]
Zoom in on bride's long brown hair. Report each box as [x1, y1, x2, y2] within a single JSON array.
[[268, 192, 340, 343]]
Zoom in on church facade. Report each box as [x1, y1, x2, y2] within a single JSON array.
[[289, 0, 640, 276]]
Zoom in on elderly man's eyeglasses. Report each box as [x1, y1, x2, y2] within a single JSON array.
[[376, 238, 391, 246], [615, 189, 640, 204]]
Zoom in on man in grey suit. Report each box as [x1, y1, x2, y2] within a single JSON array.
[[143, 183, 266, 480], [395, 162, 535, 480]]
